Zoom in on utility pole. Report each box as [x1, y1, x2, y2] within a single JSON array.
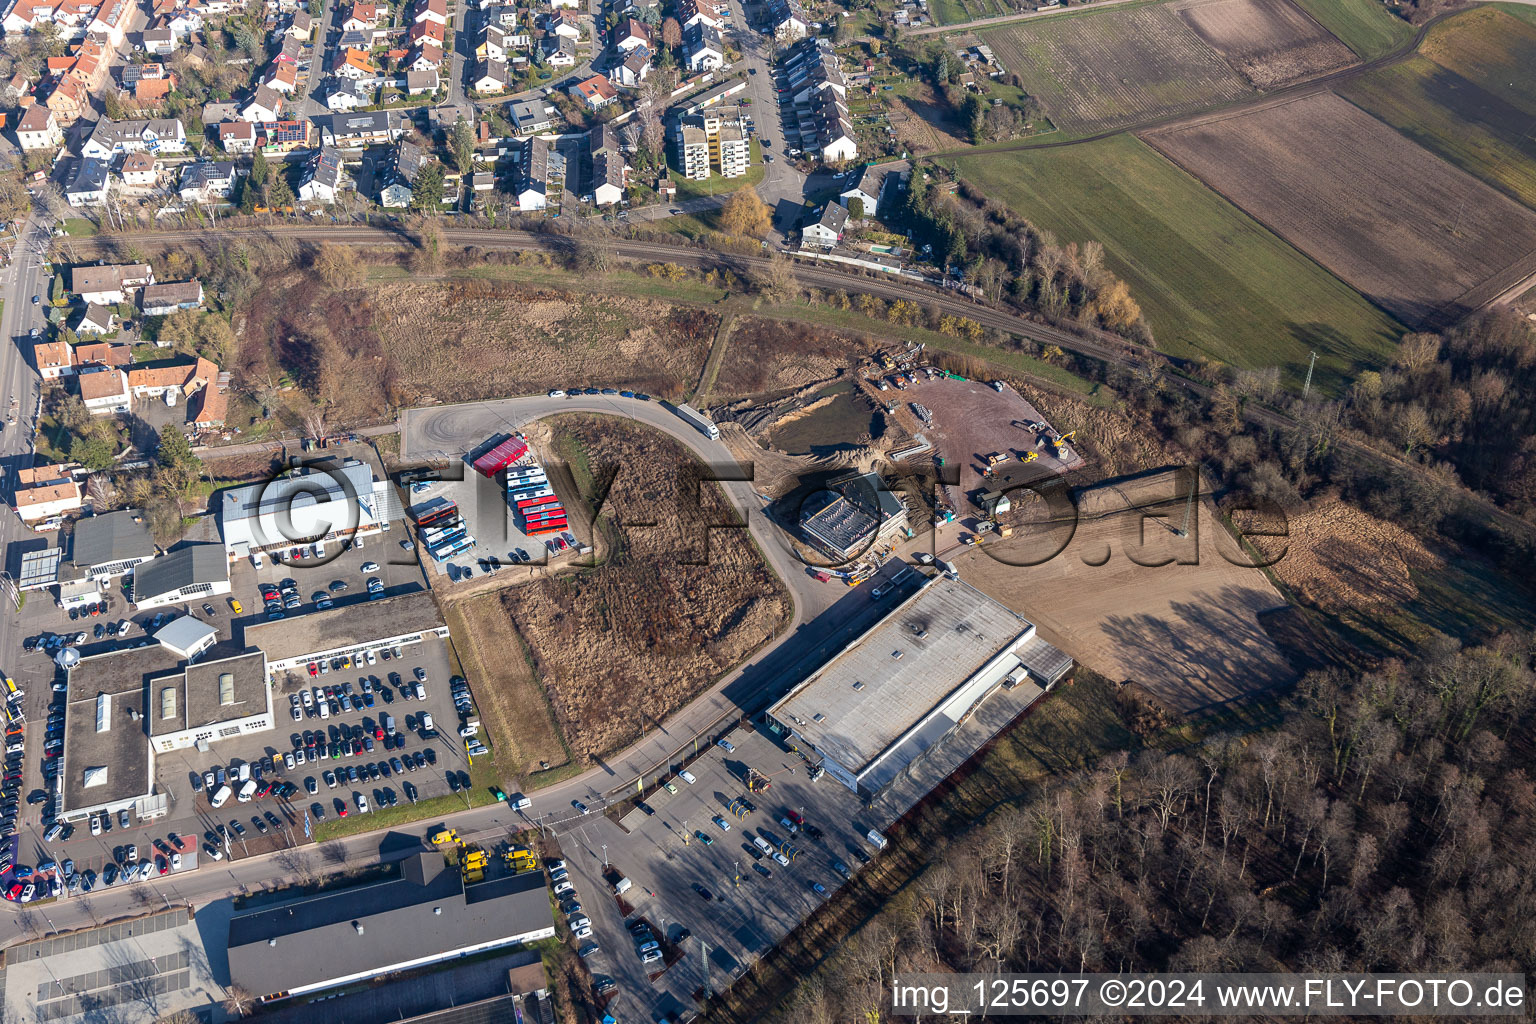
[[1301, 350, 1317, 401]]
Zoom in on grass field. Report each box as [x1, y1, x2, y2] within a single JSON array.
[[952, 135, 1402, 393], [1418, 8, 1536, 116], [979, 4, 1253, 136], [1491, 2, 1536, 29], [1338, 56, 1536, 210], [1289, 0, 1412, 58]]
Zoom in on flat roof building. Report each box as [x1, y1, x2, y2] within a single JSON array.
[[765, 572, 1071, 799], [153, 614, 218, 660], [148, 649, 273, 754], [798, 470, 908, 560], [227, 853, 555, 1002], [242, 591, 448, 673]]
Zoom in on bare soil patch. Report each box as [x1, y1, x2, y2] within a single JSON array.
[[960, 468, 1295, 713], [1144, 92, 1536, 327], [980, 4, 1254, 135], [502, 415, 792, 761], [1175, 0, 1355, 88], [888, 82, 970, 154], [712, 318, 875, 398], [373, 280, 716, 406], [1270, 499, 1443, 611]]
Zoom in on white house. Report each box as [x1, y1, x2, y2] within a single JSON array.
[[801, 203, 847, 249], [240, 85, 284, 123], [73, 263, 155, 305], [298, 146, 347, 203], [473, 60, 509, 93], [684, 22, 723, 72], [15, 105, 62, 150]]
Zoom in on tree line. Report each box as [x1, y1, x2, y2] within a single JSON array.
[[768, 632, 1536, 1022]]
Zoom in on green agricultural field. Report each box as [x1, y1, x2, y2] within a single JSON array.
[[1338, 57, 1536, 211], [1289, 0, 1412, 59], [1490, 3, 1536, 29], [952, 136, 1403, 394], [1419, 8, 1536, 115]]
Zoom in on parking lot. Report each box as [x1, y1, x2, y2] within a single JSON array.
[[550, 726, 893, 1022]]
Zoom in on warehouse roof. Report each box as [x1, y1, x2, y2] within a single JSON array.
[[241, 590, 443, 661], [131, 544, 229, 602], [148, 649, 267, 737], [61, 647, 164, 813], [71, 510, 156, 568], [227, 855, 552, 998], [771, 573, 1062, 792]]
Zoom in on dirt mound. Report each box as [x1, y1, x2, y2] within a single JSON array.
[[1274, 500, 1443, 610]]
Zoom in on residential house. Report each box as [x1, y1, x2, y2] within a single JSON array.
[[377, 139, 429, 207], [125, 356, 217, 400], [405, 41, 443, 71], [286, 9, 312, 39], [162, 8, 200, 38], [677, 0, 721, 31], [12, 465, 83, 523], [477, 22, 507, 60], [142, 26, 175, 54], [341, 1, 378, 30], [783, 38, 857, 163], [262, 60, 299, 93], [130, 69, 177, 106], [612, 17, 649, 51], [483, 4, 516, 26], [801, 202, 848, 249], [140, 280, 204, 315], [766, 0, 808, 40], [202, 100, 239, 123], [515, 136, 548, 210], [326, 79, 365, 111], [15, 105, 61, 149], [35, 340, 76, 379], [335, 47, 377, 80], [298, 145, 347, 202], [510, 99, 552, 135], [404, 68, 438, 94], [178, 160, 239, 201], [473, 60, 508, 94], [73, 304, 117, 335], [73, 264, 154, 305], [684, 21, 723, 72], [217, 120, 256, 152], [65, 157, 112, 206], [568, 74, 616, 110], [608, 46, 650, 86], [76, 341, 131, 368], [79, 368, 131, 415], [543, 9, 580, 38], [588, 124, 627, 206], [315, 110, 398, 147], [839, 162, 900, 217], [412, 0, 447, 26], [240, 85, 284, 122], [118, 149, 158, 186], [256, 119, 311, 151], [189, 371, 228, 433], [542, 35, 576, 66], [44, 76, 88, 125], [81, 117, 187, 160]]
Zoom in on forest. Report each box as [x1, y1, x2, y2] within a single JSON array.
[[766, 633, 1536, 1022]]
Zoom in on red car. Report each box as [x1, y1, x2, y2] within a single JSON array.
[[155, 856, 168, 875], [6, 883, 22, 901], [374, 727, 384, 740], [308, 663, 319, 677], [255, 782, 273, 799]]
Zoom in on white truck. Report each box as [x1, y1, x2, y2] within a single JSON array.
[[674, 403, 720, 441], [209, 784, 232, 809], [236, 779, 257, 803]]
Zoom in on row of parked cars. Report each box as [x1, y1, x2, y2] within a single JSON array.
[[551, 859, 598, 958]]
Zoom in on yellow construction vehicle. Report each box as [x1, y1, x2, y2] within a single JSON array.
[[430, 828, 462, 846], [504, 845, 538, 873], [1022, 451, 1039, 463]]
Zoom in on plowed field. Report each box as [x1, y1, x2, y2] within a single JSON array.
[[1175, 0, 1354, 89], [1144, 92, 1536, 328]]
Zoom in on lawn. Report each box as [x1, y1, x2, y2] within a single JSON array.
[[668, 139, 765, 201], [1289, 0, 1412, 59], [1338, 55, 1536, 210], [1491, 2, 1536, 29], [951, 135, 1404, 394], [61, 218, 98, 237]]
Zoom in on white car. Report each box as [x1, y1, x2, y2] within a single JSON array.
[[356, 794, 369, 813], [678, 769, 697, 785], [548, 389, 566, 398], [365, 650, 377, 665], [90, 816, 102, 836], [717, 739, 735, 753], [360, 562, 379, 573], [291, 704, 302, 722]]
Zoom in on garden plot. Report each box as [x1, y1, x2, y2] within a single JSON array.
[[1144, 92, 1536, 328]]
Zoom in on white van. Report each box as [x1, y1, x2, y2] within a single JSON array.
[[210, 784, 232, 808], [420, 711, 434, 733], [318, 700, 330, 719], [236, 779, 257, 803], [865, 829, 888, 850], [752, 835, 772, 854], [613, 876, 632, 895], [237, 762, 251, 782], [510, 793, 530, 811]]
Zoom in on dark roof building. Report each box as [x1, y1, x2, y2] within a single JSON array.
[[798, 470, 908, 559], [227, 853, 555, 1001], [130, 543, 231, 609], [71, 509, 157, 577]]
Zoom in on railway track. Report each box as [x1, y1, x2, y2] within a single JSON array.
[[74, 223, 1536, 540]]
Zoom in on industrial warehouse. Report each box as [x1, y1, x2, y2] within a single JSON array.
[[764, 571, 1072, 801], [798, 470, 910, 560]]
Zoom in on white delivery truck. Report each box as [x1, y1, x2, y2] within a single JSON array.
[[613, 876, 632, 895], [237, 779, 257, 803], [209, 784, 232, 809], [865, 829, 888, 851]]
